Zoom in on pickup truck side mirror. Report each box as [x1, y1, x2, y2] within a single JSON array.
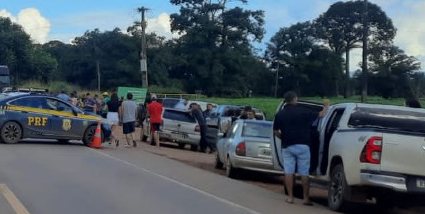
[[72, 108, 79, 116]]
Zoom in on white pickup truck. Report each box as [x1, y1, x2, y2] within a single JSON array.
[[272, 102, 425, 211]]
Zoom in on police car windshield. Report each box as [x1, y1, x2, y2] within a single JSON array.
[[0, 94, 11, 101]]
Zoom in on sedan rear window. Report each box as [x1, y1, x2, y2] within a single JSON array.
[[348, 107, 425, 134], [163, 110, 196, 123], [242, 122, 272, 138]]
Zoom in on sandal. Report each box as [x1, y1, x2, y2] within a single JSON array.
[[285, 198, 294, 204], [115, 140, 119, 147]]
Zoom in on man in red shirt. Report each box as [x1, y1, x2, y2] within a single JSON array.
[[147, 95, 163, 148]]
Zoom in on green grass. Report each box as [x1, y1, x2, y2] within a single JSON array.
[[202, 96, 415, 120]]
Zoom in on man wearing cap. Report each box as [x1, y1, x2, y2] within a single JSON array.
[[147, 95, 163, 148], [101, 91, 110, 118]]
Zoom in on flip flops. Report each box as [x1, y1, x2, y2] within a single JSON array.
[[285, 198, 294, 204]]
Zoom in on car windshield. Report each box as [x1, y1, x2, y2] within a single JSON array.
[[348, 107, 425, 134], [0, 94, 11, 101], [241, 122, 271, 138], [163, 109, 196, 123]]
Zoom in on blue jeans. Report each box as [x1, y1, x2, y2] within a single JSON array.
[[282, 144, 310, 176]]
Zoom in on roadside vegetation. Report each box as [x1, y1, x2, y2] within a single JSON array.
[[1, 0, 423, 101]]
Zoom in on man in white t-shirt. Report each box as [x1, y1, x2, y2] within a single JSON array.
[[119, 93, 138, 147]]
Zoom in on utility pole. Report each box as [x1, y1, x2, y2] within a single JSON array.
[[361, 0, 368, 103], [138, 7, 149, 88]]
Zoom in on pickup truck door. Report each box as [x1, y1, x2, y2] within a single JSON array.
[[317, 107, 345, 175], [271, 101, 323, 171]]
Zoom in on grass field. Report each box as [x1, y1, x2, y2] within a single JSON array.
[[202, 96, 415, 120]]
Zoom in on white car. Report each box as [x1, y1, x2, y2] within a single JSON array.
[[215, 119, 282, 178], [142, 108, 201, 151]]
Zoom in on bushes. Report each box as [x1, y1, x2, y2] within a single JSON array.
[[20, 80, 81, 94]]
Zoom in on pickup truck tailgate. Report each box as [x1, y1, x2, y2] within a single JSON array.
[[381, 133, 425, 177]]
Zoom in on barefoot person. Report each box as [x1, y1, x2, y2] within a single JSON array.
[[273, 91, 330, 205]]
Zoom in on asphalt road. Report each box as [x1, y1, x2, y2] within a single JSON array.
[[0, 140, 338, 214]]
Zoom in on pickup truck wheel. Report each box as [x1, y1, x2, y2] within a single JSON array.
[[226, 156, 238, 179], [328, 164, 349, 211], [214, 153, 223, 169]]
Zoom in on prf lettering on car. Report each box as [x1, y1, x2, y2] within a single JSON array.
[[28, 117, 48, 126]]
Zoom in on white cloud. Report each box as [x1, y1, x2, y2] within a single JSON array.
[[0, 8, 50, 44], [0, 9, 16, 22], [48, 11, 177, 43], [146, 13, 178, 38], [391, 1, 425, 61]]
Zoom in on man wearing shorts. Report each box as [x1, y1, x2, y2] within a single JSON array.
[[273, 91, 329, 205], [147, 95, 163, 148], [119, 93, 138, 147]]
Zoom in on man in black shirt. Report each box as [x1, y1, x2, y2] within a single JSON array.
[[273, 91, 329, 205]]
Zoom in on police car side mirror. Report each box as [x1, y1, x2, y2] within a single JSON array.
[[72, 108, 79, 116]]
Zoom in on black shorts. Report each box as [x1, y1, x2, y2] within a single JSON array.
[[150, 123, 161, 132], [123, 121, 136, 134]]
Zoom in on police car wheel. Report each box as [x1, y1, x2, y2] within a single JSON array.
[[1, 121, 22, 144], [83, 125, 104, 146]]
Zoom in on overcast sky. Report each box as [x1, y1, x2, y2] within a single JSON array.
[[1, 0, 425, 72]]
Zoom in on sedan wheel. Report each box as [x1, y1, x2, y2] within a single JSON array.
[[226, 156, 238, 179], [83, 125, 103, 146], [328, 164, 349, 211], [214, 153, 224, 169], [1, 121, 22, 144]]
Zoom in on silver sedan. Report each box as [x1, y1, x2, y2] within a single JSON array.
[[215, 120, 282, 178]]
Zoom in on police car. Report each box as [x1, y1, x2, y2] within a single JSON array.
[[0, 92, 111, 145]]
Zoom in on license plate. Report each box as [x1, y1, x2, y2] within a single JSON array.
[[172, 133, 188, 139], [417, 179, 425, 188], [259, 148, 271, 156]]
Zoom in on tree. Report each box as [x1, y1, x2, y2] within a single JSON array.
[[367, 45, 421, 98], [170, 0, 266, 96], [0, 17, 32, 84], [315, 0, 396, 97], [266, 21, 316, 95]]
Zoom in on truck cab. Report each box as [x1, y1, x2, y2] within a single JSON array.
[[272, 102, 425, 211]]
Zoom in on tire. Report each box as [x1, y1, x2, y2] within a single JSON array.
[[190, 144, 199, 151], [226, 156, 238, 179], [1, 121, 22, 144], [328, 164, 349, 212], [214, 152, 224, 169], [83, 125, 104, 146], [178, 143, 186, 149]]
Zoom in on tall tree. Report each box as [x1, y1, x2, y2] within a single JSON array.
[[266, 21, 315, 95], [315, 0, 396, 97], [170, 0, 265, 96], [0, 17, 32, 84], [367, 45, 421, 98]]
